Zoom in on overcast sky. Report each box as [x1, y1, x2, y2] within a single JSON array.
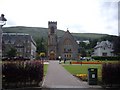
[[0, 0, 119, 35]]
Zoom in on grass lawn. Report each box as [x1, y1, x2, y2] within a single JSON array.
[[62, 60, 119, 77], [62, 64, 102, 81], [100, 60, 120, 63], [44, 64, 48, 76]]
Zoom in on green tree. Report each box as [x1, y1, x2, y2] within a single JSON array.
[[6, 48, 17, 59], [100, 35, 117, 42], [113, 36, 120, 56], [80, 47, 87, 57], [36, 37, 47, 54], [89, 39, 98, 49], [78, 41, 93, 57], [79, 42, 86, 48]]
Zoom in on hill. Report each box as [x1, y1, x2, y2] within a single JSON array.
[[2, 26, 109, 41]]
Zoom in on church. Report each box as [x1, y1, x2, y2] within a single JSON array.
[[48, 21, 79, 60]]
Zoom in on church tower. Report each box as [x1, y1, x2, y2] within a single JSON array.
[[48, 21, 57, 60]]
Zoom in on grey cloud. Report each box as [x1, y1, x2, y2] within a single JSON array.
[[69, 25, 88, 33], [100, 2, 118, 21], [5, 19, 17, 26]]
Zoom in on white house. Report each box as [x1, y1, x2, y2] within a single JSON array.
[[92, 40, 114, 56]]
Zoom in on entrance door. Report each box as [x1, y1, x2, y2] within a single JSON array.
[[49, 51, 55, 60]]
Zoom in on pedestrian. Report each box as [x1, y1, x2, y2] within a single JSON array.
[[64, 58, 66, 64], [58, 56, 61, 64]]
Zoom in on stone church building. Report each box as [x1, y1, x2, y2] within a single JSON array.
[[48, 21, 79, 60]]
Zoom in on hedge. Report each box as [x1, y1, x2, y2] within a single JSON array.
[[102, 63, 120, 87], [92, 56, 120, 60], [2, 60, 44, 89]]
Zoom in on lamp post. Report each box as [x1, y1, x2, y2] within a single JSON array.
[[0, 14, 7, 60], [0, 14, 7, 90]]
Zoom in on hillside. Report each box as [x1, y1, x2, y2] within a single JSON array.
[[2, 26, 109, 41]]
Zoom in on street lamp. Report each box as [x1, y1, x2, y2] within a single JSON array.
[[0, 14, 7, 90], [0, 14, 7, 60]]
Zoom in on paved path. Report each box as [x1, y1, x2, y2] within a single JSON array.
[[42, 61, 101, 88]]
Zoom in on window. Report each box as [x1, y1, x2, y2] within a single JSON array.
[[65, 54, 66, 57], [67, 54, 69, 57], [68, 49, 71, 52], [64, 39, 71, 45], [102, 53, 107, 56], [64, 48, 66, 52], [104, 47, 106, 50], [50, 26, 54, 34]]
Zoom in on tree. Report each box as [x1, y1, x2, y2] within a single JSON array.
[[89, 39, 98, 49], [78, 41, 95, 57], [100, 35, 117, 42], [6, 47, 17, 59], [79, 47, 87, 57], [79, 42, 86, 48], [113, 36, 120, 56], [36, 37, 47, 54]]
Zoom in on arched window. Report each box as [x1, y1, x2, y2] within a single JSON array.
[[64, 39, 71, 45], [50, 26, 54, 34], [63, 39, 73, 53]]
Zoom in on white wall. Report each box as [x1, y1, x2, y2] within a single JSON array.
[[31, 42, 36, 60], [94, 47, 113, 56]]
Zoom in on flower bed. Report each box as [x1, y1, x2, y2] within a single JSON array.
[[76, 74, 87, 81], [71, 61, 102, 64], [2, 60, 44, 89]]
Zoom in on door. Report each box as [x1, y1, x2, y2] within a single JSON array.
[[49, 51, 55, 60]]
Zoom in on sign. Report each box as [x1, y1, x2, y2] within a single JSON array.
[[92, 74, 95, 78]]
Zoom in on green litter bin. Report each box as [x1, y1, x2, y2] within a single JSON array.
[[88, 68, 98, 85]]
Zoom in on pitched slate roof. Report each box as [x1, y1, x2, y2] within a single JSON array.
[[58, 30, 78, 46], [94, 40, 112, 49], [2, 33, 36, 46]]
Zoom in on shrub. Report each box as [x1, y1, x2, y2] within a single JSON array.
[[92, 56, 120, 60], [2, 60, 44, 89]]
